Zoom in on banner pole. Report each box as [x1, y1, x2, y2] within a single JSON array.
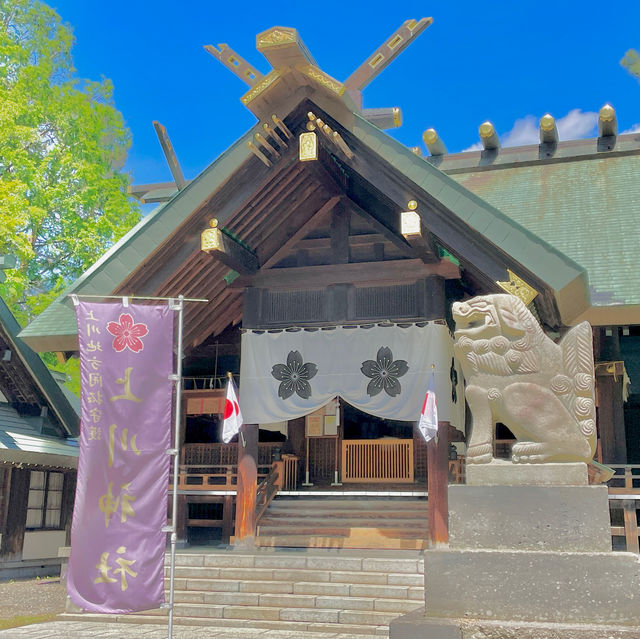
[[168, 295, 185, 639]]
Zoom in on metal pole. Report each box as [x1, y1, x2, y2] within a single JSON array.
[[168, 295, 185, 639], [67, 293, 208, 303]]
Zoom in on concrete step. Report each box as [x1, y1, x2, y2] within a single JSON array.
[[169, 569, 422, 588], [66, 550, 423, 635], [164, 577, 422, 599], [171, 589, 422, 612], [169, 551, 424, 574], [58, 612, 391, 636]]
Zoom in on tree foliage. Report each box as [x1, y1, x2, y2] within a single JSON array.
[[0, 0, 139, 323], [621, 49, 640, 82]]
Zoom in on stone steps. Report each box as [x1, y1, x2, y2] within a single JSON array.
[[61, 549, 424, 636], [256, 496, 428, 549]]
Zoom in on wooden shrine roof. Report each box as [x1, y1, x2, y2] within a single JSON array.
[[20, 19, 637, 353], [20, 98, 588, 354], [0, 296, 79, 437]]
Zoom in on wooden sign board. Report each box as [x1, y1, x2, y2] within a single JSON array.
[[306, 414, 324, 437], [186, 395, 225, 415]]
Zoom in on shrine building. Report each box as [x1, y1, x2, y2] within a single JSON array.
[[19, 20, 640, 550]]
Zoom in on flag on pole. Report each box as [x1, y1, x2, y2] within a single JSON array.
[[222, 375, 243, 443], [418, 371, 438, 442]]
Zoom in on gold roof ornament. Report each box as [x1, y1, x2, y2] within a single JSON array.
[[496, 269, 539, 306], [299, 131, 318, 162], [423, 128, 447, 156], [201, 219, 222, 253], [539, 114, 559, 144], [479, 121, 500, 150], [598, 104, 617, 137]]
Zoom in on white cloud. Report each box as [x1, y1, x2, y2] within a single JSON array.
[[555, 109, 598, 140], [621, 123, 640, 134], [502, 115, 539, 147], [457, 108, 600, 153], [460, 141, 483, 153]]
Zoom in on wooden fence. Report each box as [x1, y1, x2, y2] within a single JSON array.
[[341, 438, 414, 483]]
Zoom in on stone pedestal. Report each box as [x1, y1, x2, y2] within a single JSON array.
[[390, 477, 640, 638]]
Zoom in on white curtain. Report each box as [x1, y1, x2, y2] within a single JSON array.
[[239, 323, 464, 428]]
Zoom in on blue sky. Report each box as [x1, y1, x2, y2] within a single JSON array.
[[51, 0, 640, 189]]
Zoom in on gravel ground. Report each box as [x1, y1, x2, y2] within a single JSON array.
[[0, 577, 66, 620]]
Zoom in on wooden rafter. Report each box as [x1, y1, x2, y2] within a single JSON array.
[[153, 121, 186, 190], [204, 43, 264, 86], [260, 195, 342, 269], [344, 18, 433, 93], [201, 223, 259, 276]]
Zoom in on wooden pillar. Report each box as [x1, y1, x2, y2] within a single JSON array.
[[61, 472, 76, 547], [596, 364, 627, 463], [424, 275, 449, 546], [221, 495, 234, 544], [427, 421, 450, 546], [0, 467, 29, 560], [175, 495, 188, 546], [234, 424, 258, 546]]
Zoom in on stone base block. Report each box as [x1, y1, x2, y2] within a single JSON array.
[[423, 549, 640, 625], [390, 608, 640, 639], [466, 460, 588, 486], [448, 485, 611, 552]]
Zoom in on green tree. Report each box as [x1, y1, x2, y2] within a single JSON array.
[[621, 49, 640, 82], [0, 0, 139, 323]]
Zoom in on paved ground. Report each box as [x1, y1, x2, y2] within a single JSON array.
[[0, 578, 66, 620], [0, 621, 385, 638]]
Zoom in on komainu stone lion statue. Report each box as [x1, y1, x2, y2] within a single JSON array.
[[452, 294, 596, 464]]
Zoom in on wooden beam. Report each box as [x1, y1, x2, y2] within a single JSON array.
[[260, 195, 342, 269], [153, 121, 186, 190], [344, 18, 433, 93], [204, 43, 264, 87], [230, 258, 459, 290], [401, 210, 440, 263], [296, 233, 387, 251], [330, 202, 350, 264], [127, 181, 182, 200], [346, 198, 414, 258], [201, 223, 259, 275]]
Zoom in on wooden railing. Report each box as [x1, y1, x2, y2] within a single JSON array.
[[341, 439, 414, 483], [608, 464, 640, 554], [182, 442, 281, 466], [255, 463, 281, 525], [281, 454, 299, 490], [171, 464, 270, 491]]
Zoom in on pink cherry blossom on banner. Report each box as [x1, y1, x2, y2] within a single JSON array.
[[106, 313, 149, 353]]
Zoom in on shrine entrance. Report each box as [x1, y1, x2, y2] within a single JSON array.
[[340, 403, 415, 484]]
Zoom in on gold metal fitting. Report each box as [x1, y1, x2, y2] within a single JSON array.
[[539, 114, 556, 131], [599, 104, 615, 122], [423, 128, 438, 145], [479, 121, 495, 138], [407, 200, 418, 211]]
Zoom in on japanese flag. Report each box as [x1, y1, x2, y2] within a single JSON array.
[[418, 372, 438, 443], [222, 376, 243, 443]]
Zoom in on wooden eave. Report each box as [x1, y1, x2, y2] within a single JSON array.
[[21, 95, 592, 354]]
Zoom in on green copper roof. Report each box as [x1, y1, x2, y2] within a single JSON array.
[[450, 154, 640, 306]]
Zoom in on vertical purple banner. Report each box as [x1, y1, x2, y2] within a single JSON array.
[[67, 301, 174, 613]]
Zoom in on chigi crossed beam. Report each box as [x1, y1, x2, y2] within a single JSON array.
[[128, 18, 433, 203]]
